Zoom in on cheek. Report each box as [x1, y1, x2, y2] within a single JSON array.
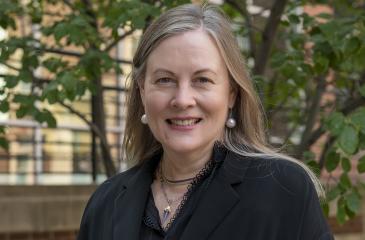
[[144, 92, 169, 122], [201, 89, 231, 117]]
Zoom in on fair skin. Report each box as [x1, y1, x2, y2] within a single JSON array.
[[140, 29, 236, 227]]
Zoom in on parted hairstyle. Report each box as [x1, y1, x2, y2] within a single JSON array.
[[122, 3, 324, 198]]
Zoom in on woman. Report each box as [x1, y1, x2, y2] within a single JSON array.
[[77, 3, 334, 240]]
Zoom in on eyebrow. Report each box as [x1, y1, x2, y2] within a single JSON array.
[[152, 68, 217, 76], [152, 68, 176, 76]]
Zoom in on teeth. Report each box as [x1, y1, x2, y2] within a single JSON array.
[[170, 119, 199, 126]]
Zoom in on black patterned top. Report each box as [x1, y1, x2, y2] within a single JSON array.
[[139, 144, 226, 240]]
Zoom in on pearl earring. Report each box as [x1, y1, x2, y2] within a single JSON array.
[[141, 114, 148, 124], [225, 109, 236, 128]]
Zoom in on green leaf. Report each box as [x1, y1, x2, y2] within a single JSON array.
[[359, 85, 365, 97], [0, 1, 22, 29], [325, 150, 341, 172], [321, 201, 329, 218], [306, 159, 320, 177], [41, 80, 59, 104], [345, 192, 360, 214], [54, 22, 68, 42], [357, 156, 365, 173], [327, 186, 341, 201], [303, 151, 316, 161], [340, 173, 352, 188], [59, 72, 77, 90], [339, 125, 359, 155], [314, 54, 329, 74], [341, 157, 351, 172], [13, 94, 35, 106], [0, 137, 9, 150], [350, 108, 365, 134], [0, 100, 9, 113], [43, 57, 67, 73], [319, 20, 338, 39], [358, 133, 365, 150], [280, 19, 290, 27], [281, 63, 297, 78], [16, 105, 31, 118], [43, 110, 57, 128], [5, 75, 19, 88], [316, 13, 333, 20], [59, 71, 77, 100], [336, 200, 347, 225], [45, 89, 58, 104], [343, 37, 361, 55], [288, 14, 300, 24], [345, 204, 356, 219], [18, 70, 33, 82], [23, 53, 39, 69], [34, 109, 57, 128], [324, 112, 345, 136], [302, 13, 315, 28]]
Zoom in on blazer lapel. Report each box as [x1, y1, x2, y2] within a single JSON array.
[[180, 150, 252, 240], [112, 154, 160, 240]]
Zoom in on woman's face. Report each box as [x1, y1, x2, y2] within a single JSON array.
[[140, 29, 236, 156]]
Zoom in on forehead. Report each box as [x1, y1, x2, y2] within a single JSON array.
[[146, 29, 226, 73]]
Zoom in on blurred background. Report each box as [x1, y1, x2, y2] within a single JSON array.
[[0, 0, 365, 239]]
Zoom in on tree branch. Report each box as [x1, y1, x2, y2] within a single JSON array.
[[43, 11, 65, 17], [318, 136, 335, 170], [63, 0, 77, 12], [266, 80, 298, 120], [308, 96, 365, 147], [283, 120, 300, 145], [34, 47, 132, 64], [253, 0, 288, 76], [103, 29, 134, 52], [35, 47, 83, 57], [226, 0, 256, 58], [59, 101, 118, 178], [295, 76, 327, 157], [59, 102, 105, 143], [0, 74, 127, 92], [0, 62, 21, 72], [81, 0, 117, 177]]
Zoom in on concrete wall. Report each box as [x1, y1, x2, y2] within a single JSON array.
[[0, 185, 96, 235]]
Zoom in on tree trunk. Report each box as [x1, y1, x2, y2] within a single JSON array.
[[82, 0, 117, 177], [91, 83, 117, 177], [253, 0, 288, 76]]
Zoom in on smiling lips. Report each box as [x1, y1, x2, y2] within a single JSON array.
[[166, 118, 202, 127]]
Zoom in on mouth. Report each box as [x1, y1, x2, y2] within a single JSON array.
[[166, 118, 202, 126]]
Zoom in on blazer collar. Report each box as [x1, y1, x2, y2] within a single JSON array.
[[180, 149, 252, 240], [112, 152, 161, 240], [112, 146, 252, 240]]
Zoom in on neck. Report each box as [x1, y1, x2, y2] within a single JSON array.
[[161, 143, 214, 181]]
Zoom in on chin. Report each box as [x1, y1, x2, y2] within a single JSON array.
[[162, 139, 213, 155]]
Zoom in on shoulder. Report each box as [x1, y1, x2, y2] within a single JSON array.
[[87, 165, 140, 209], [230, 153, 315, 197], [77, 165, 142, 238], [269, 157, 314, 196]]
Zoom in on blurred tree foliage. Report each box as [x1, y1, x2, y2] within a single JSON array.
[[0, 0, 365, 224]]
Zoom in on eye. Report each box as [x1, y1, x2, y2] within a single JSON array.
[[155, 77, 173, 84], [193, 77, 213, 84]]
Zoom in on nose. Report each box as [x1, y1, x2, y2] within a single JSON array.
[[170, 83, 196, 109]]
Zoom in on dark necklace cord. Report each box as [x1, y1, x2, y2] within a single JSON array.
[[160, 164, 195, 185]]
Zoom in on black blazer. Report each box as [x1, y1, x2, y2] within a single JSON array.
[[77, 149, 334, 240]]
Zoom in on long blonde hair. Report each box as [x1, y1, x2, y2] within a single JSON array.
[[122, 3, 324, 198]]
